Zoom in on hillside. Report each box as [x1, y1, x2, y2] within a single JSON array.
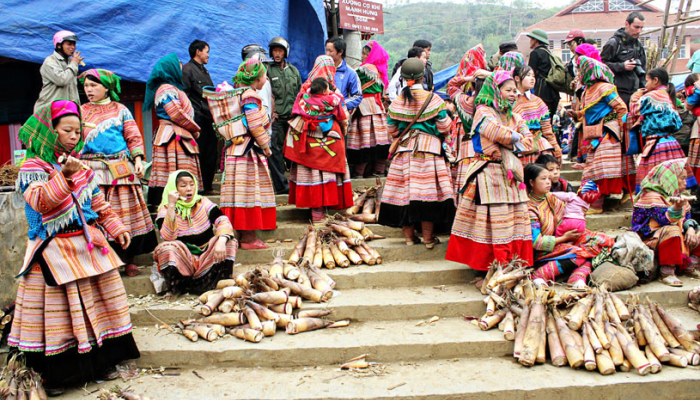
[[373, 1, 562, 72]]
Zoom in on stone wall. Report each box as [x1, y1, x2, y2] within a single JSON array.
[[0, 191, 27, 305]]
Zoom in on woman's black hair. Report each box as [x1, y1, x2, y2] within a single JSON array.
[[535, 153, 559, 166], [524, 163, 548, 192], [647, 67, 675, 104], [176, 171, 194, 184], [512, 64, 533, 86], [472, 77, 485, 97], [685, 73, 700, 88], [401, 76, 424, 104], [51, 113, 79, 129], [310, 77, 329, 95]]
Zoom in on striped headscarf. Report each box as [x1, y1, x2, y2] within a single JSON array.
[[576, 56, 614, 88], [19, 99, 83, 164], [475, 70, 515, 119], [302, 55, 336, 91], [497, 51, 524, 74], [78, 69, 122, 101], [456, 44, 487, 83], [635, 159, 686, 203], [233, 58, 267, 86]]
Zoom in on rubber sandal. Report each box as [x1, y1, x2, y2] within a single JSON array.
[[124, 263, 140, 277], [587, 207, 603, 215], [101, 366, 120, 381], [660, 274, 683, 287], [424, 237, 441, 249], [405, 236, 421, 246], [620, 193, 631, 204], [240, 239, 269, 250], [684, 269, 700, 279]]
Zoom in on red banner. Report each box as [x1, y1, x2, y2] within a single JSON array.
[[338, 0, 384, 35]]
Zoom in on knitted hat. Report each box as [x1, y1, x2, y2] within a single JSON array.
[[527, 29, 549, 44]]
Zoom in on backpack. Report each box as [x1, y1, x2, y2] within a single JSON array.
[[543, 48, 574, 95]]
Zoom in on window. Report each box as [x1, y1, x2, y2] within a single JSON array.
[[562, 49, 572, 63], [549, 40, 554, 50], [571, 0, 604, 13], [596, 38, 602, 49], [680, 45, 687, 59], [608, 0, 641, 11]]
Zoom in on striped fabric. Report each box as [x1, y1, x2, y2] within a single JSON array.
[[80, 101, 145, 160], [689, 138, 700, 182], [154, 236, 237, 279], [381, 146, 454, 205], [149, 123, 202, 189], [9, 266, 132, 355], [102, 184, 154, 239], [582, 133, 635, 188], [158, 197, 233, 239], [154, 84, 200, 133], [220, 151, 276, 230], [288, 163, 353, 209], [514, 93, 561, 159], [636, 137, 687, 191], [347, 113, 391, 150]]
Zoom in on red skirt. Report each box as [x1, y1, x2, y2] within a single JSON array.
[[288, 163, 353, 209], [222, 207, 276, 231], [445, 235, 534, 271]]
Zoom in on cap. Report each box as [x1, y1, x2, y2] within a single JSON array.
[[563, 29, 585, 44], [526, 29, 549, 45], [401, 58, 425, 80]]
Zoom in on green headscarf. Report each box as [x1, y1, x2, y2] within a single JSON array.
[[143, 53, 184, 111], [19, 99, 84, 164], [78, 69, 122, 101], [159, 170, 202, 221], [474, 70, 514, 119], [576, 55, 614, 88], [635, 159, 686, 203], [233, 58, 266, 86]]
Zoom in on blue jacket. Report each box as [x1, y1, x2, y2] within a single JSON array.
[[334, 60, 362, 111]]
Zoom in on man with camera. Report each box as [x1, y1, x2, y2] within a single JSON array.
[[601, 11, 647, 106]]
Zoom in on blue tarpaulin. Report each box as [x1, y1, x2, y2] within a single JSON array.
[[433, 64, 459, 92], [0, 0, 327, 83]]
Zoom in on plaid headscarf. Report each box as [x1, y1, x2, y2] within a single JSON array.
[[78, 69, 122, 101], [635, 159, 686, 203], [302, 55, 336, 92], [19, 100, 83, 164], [497, 51, 524, 74], [576, 56, 614, 88], [361, 41, 390, 88], [143, 53, 184, 111], [474, 70, 514, 119], [233, 58, 267, 86]]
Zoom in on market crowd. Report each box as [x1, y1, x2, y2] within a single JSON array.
[[7, 9, 700, 394]]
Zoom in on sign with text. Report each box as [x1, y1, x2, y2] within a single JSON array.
[[338, 0, 384, 35]]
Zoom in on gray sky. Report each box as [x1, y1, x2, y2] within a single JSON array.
[[381, 0, 696, 11]]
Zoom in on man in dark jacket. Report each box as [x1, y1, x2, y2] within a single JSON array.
[[527, 29, 559, 118], [391, 39, 434, 91], [488, 41, 518, 70], [601, 11, 647, 106], [267, 36, 301, 194], [182, 39, 216, 194]]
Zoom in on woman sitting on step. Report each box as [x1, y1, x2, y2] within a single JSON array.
[[153, 170, 238, 298], [631, 160, 700, 286], [525, 163, 615, 289]]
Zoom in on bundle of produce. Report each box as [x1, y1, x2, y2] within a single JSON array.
[[0, 305, 12, 344], [97, 386, 155, 400], [176, 252, 348, 343], [0, 353, 48, 400], [471, 278, 700, 376], [287, 224, 384, 269], [689, 286, 700, 313], [345, 178, 382, 221]]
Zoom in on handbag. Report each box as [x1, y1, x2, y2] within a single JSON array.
[[624, 125, 643, 156], [388, 93, 434, 157], [98, 158, 133, 180], [582, 123, 604, 141]]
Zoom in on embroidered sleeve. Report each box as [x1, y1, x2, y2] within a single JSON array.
[[121, 106, 146, 160], [539, 108, 561, 158], [530, 215, 556, 253], [515, 116, 534, 153], [23, 171, 74, 214], [91, 186, 128, 238], [386, 114, 400, 137], [435, 109, 452, 135], [631, 206, 672, 236], [474, 112, 516, 146], [607, 91, 628, 120], [242, 95, 271, 149], [158, 206, 180, 242], [209, 205, 235, 237], [158, 86, 200, 133]]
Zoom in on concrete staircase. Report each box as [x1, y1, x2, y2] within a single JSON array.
[[60, 161, 700, 399]]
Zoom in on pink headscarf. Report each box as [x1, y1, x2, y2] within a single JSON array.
[[51, 99, 80, 119], [575, 43, 601, 62], [361, 41, 390, 88]]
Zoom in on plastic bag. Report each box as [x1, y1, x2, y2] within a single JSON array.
[[150, 263, 166, 294]]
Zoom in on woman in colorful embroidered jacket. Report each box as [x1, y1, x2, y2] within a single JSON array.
[[631, 160, 700, 286], [78, 69, 157, 277], [683, 73, 700, 182], [512, 64, 561, 165], [574, 56, 635, 214], [154, 170, 237, 297], [347, 43, 392, 177], [628, 68, 692, 194], [445, 44, 490, 202], [143, 53, 201, 209], [11, 100, 139, 396], [213, 59, 275, 249], [446, 70, 533, 267], [285, 55, 352, 223], [378, 58, 454, 248], [525, 164, 615, 289]]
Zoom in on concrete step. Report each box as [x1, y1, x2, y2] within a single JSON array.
[[586, 210, 632, 232], [127, 280, 699, 327], [61, 354, 700, 400], [212, 176, 385, 193], [127, 306, 699, 370], [256, 222, 401, 241], [560, 169, 582, 181]]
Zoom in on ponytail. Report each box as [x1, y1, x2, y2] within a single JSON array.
[[401, 76, 424, 104]]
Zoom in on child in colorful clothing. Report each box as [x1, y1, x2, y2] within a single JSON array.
[[285, 56, 352, 223], [683, 73, 700, 182], [535, 154, 574, 193], [553, 181, 600, 236], [79, 68, 157, 276]]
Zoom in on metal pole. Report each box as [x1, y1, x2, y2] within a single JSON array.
[[671, 0, 694, 71], [331, 0, 339, 39]]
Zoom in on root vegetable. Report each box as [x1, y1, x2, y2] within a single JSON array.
[[636, 309, 670, 362], [312, 239, 323, 268], [216, 279, 237, 289], [199, 290, 219, 304], [605, 294, 622, 325], [634, 316, 647, 347], [620, 359, 631, 372], [244, 307, 262, 330], [283, 263, 301, 280], [343, 219, 364, 231], [596, 349, 616, 375], [199, 312, 246, 327], [289, 234, 308, 265], [513, 303, 530, 359], [277, 313, 293, 328], [261, 320, 277, 337], [200, 291, 226, 316], [503, 310, 515, 341], [566, 295, 593, 330], [322, 243, 336, 269], [247, 301, 280, 322], [361, 242, 382, 264], [297, 309, 333, 318], [353, 245, 375, 265], [328, 320, 350, 328], [610, 293, 630, 320], [302, 229, 317, 266], [614, 330, 650, 375], [230, 327, 264, 343], [655, 303, 700, 353], [604, 322, 624, 366], [297, 266, 312, 289], [546, 312, 567, 367], [350, 213, 377, 223], [288, 295, 303, 308], [359, 226, 374, 239], [182, 329, 198, 342], [554, 309, 584, 369], [222, 286, 244, 299], [346, 192, 368, 215], [669, 348, 700, 366], [218, 299, 235, 313], [536, 312, 547, 365], [268, 303, 293, 315], [590, 320, 610, 350], [192, 325, 218, 341], [645, 345, 662, 373], [362, 198, 375, 214], [330, 224, 364, 245], [234, 271, 254, 288], [252, 291, 289, 305], [330, 242, 350, 268], [275, 277, 328, 303], [582, 324, 597, 371], [667, 353, 689, 368], [346, 248, 363, 265], [285, 317, 334, 334], [519, 291, 545, 366], [308, 264, 336, 289], [648, 301, 682, 349], [585, 322, 603, 354], [306, 268, 334, 296], [480, 309, 506, 330]]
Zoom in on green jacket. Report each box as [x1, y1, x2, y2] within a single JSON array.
[[267, 61, 302, 118]]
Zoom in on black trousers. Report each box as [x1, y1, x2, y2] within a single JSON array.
[[270, 117, 290, 193], [196, 117, 219, 192]]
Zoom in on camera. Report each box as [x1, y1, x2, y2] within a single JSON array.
[[631, 58, 645, 75]]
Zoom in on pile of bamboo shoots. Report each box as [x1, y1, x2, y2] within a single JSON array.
[[0, 353, 48, 400], [689, 286, 700, 313], [176, 251, 349, 343], [288, 224, 384, 269], [473, 279, 700, 375], [0, 307, 12, 343], [345, 180, 382, 222], [98, 387, 155, 400]]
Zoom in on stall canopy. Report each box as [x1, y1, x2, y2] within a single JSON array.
[[0, 0, 327, 84]]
